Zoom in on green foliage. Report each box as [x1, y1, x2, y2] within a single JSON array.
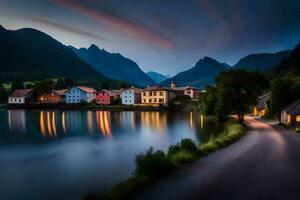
[[55, 79, 66, 89], [269, 78, 296, 119], [215, 69, 268, 123], [11, 77, 24, 92], [296, 128, 300, 133], [198, 85, 217, 115], [32, 79, 54, 99], [135, 147, 174, 178], [0, 83, 8, 102]]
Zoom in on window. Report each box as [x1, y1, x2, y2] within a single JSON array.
[[159, 98, 164, 103], [143, 99, 146, 103], [153, 92, 157, 96], [297, 115, 300, 122], [159, 92, 163, 96], [149, 99, 152, 103], [154, 98, 157, 103]]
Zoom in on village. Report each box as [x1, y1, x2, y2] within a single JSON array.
[[7, 82, 200, 107]]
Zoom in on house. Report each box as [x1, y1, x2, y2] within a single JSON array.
[[170, 82, 199, 98], [8, 89, 33, 104], [253, 92, 271, 116], [38, 89, 66, 104], [141, 86, 176, 105], [96, 89, 120, 105], [65, 86, 96, 104], [281, 99, 300, 127], [121, 88, 141, 105]]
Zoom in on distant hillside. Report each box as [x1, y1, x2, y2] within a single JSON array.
[[221, 63, 231, 69], [161, 57, 227, 89], [70, 45, 154, 86], [0, 25, 111, 82], [234, 50, 291, 71], [147, 71, 169, 83]]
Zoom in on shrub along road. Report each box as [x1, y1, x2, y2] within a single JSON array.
[[134, 116, 300, 200]]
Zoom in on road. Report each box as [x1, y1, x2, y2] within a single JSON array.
[[134, 116, 300, 200]]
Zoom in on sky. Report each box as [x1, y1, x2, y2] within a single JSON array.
[[0, 0, 300, 75]]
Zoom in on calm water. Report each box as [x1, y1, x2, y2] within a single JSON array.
[[0, 110, 213, 200]]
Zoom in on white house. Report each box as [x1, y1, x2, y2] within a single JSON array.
[[121, 88, 141, 105], [8, 89, 33, 104], [65, 86, 96, 104]]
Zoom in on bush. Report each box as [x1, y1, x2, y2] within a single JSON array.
[[296, 128, 300, 133], [135, 147, 174, 178], [169, 151, 197, 165], [180, 138, 198, 153]]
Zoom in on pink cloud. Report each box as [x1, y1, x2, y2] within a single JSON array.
[[56, 0, 173, 50]]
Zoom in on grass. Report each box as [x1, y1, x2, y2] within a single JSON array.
[[89, 121, 246, 200]]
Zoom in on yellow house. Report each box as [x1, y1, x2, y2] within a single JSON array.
[[253, 92, 271, 117], [141, 86, 175, 106]]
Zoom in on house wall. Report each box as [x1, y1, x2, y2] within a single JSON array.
[[141, 90, 172, 105], [96, 91, 113, 105], [122, 90, 134, 105], [66, 87, 90, 104], [39, 93, 62, 104], [8, 97, 26, 104]]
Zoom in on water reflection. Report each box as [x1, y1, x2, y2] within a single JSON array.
[[8, 110, 26, 133], [96, 111, 112, 137], [4, 110, 222, 144]]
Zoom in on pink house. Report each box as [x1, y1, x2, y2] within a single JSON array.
[[96, 89, 119, 105]]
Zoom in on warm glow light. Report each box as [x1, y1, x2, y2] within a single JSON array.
[[62, 112, 67, 134], [200, 114, 204, 129], [52, 112, 57, 136], [8, 110, 12, 131], [296, 115, 300, 122], [87, 111, 93, 134], [189, 112, 193, 128], [104, 111, 111, 136], [40, 111, 46, 136], [47, 112, 53, 136]]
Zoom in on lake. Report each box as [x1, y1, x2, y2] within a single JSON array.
[[0, 109, 213, 200]]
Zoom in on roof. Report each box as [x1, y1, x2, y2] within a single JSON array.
[[173, 86, 199, 91], [52, 89, 67, 96], [256, 92, 271, 110], [9, 89, 33, 98], [98, 89, 116, 96], [282, 99, 300, 115], [142, 85, 172, 91], [122, 88, 142, 93], [76, 86, 96, 93]]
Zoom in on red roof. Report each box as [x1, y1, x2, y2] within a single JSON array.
[[98, 89, 116, 96], [9, 89, 33, 97], [77, 86, 96, 93]]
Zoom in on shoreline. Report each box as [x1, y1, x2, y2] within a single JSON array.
[[3, 104, 166, 111]]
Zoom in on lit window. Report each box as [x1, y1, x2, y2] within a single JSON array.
[[296, 115, 300, 122]]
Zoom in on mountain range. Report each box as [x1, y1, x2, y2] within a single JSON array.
[[0, 25, 111, 83], [69, 45, 154, 86], [147, 71, 170, 83], [0, 25, 295, 89]]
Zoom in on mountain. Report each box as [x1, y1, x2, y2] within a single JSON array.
[[233, 50, 291, 71], [0, 25, 112, 82], [147, 71, 169, 83], [70, 45, 154, 86], [161, 57, 227, 89], [221, 63, 231, 68]]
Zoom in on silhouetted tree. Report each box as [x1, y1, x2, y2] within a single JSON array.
[[101, 82, 110, 89], [0, 84, 8, 102], [55, 79, 66, 89], [11, 77, 24, 92]]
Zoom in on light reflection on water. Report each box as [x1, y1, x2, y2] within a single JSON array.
[[0, 110, 215, 200]]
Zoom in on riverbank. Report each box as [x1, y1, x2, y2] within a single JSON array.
[[4, 104, 164, 111], [89, 119, 245, 200]]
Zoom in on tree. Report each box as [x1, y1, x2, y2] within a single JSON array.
[[55, 79, 66, 89], [64, 77, 75, 88], [198, 85, 217, 115], [0, 84, 8, 103], [33, 79, 54, 100], [11, 77, 24, 92], [214, 69, 267, 124], [269, 78, 295, 122], [101, 82, 110, 90]]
